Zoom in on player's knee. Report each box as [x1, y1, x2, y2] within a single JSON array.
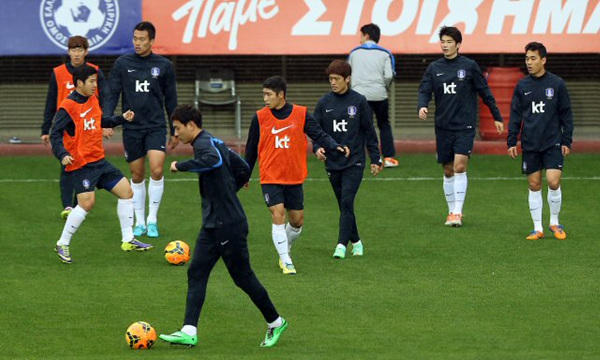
[[150, 168, 164, 179], [547, 180, 561, 190], [78, 199, 95, 211], [528, 182, 542, 191]]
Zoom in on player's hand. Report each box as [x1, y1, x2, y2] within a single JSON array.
[[341, 145, 350, 158], [40, 134, 49, 145], [103, 128, 114, 139], [243, 182, 250, 189], [123, 110, 134, 122], [419, 107, 428, 120], [494, 121, 505, 134], [61, 155, 74, 165], [315, 147, 326, 161], [507, 146, 518, 159], [169, 135, 179, 149], [562, 145, 570, 157], [371, 163, 382, 176], [170, 161, 178, 172]]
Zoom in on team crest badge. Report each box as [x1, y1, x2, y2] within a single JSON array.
[[39, 0, 120, 51], [347, 106, 357, 118], [545, 88, 554, 99], [151, 67, 160, 78], [264, 193, 270, 204], [457, 69, 466, 80], [83, 179, 91, 190]]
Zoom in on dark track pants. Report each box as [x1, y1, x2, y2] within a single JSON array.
[[368, 99, 396, 158], [184, 221, 279, 327], [59, 165, 76, 208], [327, 166, 364, 246]]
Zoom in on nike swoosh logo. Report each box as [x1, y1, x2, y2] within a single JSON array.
[[80, 108, 93, 117], [66, 82, 75, 89], [220, 240, 229, 246], [325, 109, 334, 113], [277, 241, 286, 245], [524, 91, 532, 95], [128, 69, 136, 73], [271, 125, 293, 135], [436, 73, 444, 76]]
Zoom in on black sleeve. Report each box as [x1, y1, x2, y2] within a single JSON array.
[[360, 98, 382, 165], [312, 99, 325, 153], [473, 63, 503, 122], [164, 62, 178, 136], [101, 114, 126, 128], [228, 148, 251, 191], [558, 80, 574, 149], [244, 114, 260, 175], [97, 68, 108, 111], [104, 60, 122, 117], [417, 64, 433, 111], [42, 72, 58, 135], [176, 138, 222, 172], [304, 112, 340, 151], [50, 109, 73, 161], [507, 85, 522, 148]]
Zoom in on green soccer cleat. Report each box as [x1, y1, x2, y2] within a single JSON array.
[[282, 263, 297, 275], [121, 239, 153, 251], [333, 244, 346, 259], [55, 244, 72, 264], [60, 207, 73, 220], [260, 319, 288, 348], [159, 331, 198, 347], [351, 241, 363, 256]]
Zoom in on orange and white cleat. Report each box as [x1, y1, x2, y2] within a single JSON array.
[[526, 230, 545, 240], [383, 157, 399, 168], [549, 225, 567, 240], [449, 213, 463, 227], [444, 213, 454, 226]]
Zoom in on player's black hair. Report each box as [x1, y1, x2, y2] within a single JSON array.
[[263, 76, 287, 98], [68, 36, 89, 50], [439, 26, 462, 44], [360, 23, 381, 43], [525, 42, 547, 58], [171, 104, 203, 128], [72, 64, 97, 86], [134, 21, 156, 40], [326, 59, 352, 79]]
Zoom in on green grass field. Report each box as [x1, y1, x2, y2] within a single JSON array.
[[0, 154, 599, 359]]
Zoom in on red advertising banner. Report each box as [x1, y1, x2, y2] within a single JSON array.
[[142, 0, 600, 55]]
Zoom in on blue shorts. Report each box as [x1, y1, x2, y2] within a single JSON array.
[[435, 128, 475, 164], [122, 127, 167, 163], [522, 145, 564, 175], [261, 184, 304, 210], [70, 159, 125, 194]]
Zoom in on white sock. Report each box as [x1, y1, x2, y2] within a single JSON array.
[[285, 223, 302, 252], [268, 317, 283, 329], [443, 175, 455, 213], [548, 187, 562, 226], [147, 177, 164, 224], [453, 172, 468, 214], [529, 189, 543, 232], [131, 180, 146, 227], [181, 325, 197, 336], [272, 224, 292, 264], [117, 198, 134, 242], [57, 205, 88, 246]]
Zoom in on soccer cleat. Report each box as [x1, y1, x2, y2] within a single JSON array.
[[449, 213, 463, 227], [383, 157, 399, 168], [147, 223, 159, 238], [549, 225, 567, 240], [159, 331, 198, 347], [333, 244, 346, 259], [526, 230, 544, 240], [121, 239, 153, 251], [278, 258, 284, 270], [282, 263, 297, 275], [351, 242, 363, 256], [60, 207, 73, 220], [444, 213, 454, 226], [260, 319, 288, 348], [54, 244, 72, 264], [133, 224, 147, 237]]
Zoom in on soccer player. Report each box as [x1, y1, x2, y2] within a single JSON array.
[[507, 42, 573, 240], [348, 23, 398, 167], [314, 60, 382, 259], [105, 21, 178, 239], [244, 76, 349, 274], [41, 35, 112, 219], [50, 65, 153, 264], [159, 105, 288, 348], [418, 26, 504, 227]]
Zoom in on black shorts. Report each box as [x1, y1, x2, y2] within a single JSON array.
[[122, 127, 167, 163], [261, 184, 304, 210], [521, 145, 564, 175], [70, 159, 125, 194], [435, 128, 475, 164]]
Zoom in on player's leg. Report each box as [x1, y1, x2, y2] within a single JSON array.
[[341, 166, 364, 256], [59, 164, 74, 219], [55, 190, 94, 264], [370, 100, 398, 166], [437, 129, 456, 225], [263, 185, 294, 272], [523, 151, 544, 240], [449, 130, 475, 226], [145, 128, 167, 237], [219, 222, 286, 347], [327, 170, 347, 258], [286, 210, 303, 252], [123, 129, 148, 236], [160, 227, 219, 346], [283, 185, 303, 270], [544, 146, 566, 239]]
